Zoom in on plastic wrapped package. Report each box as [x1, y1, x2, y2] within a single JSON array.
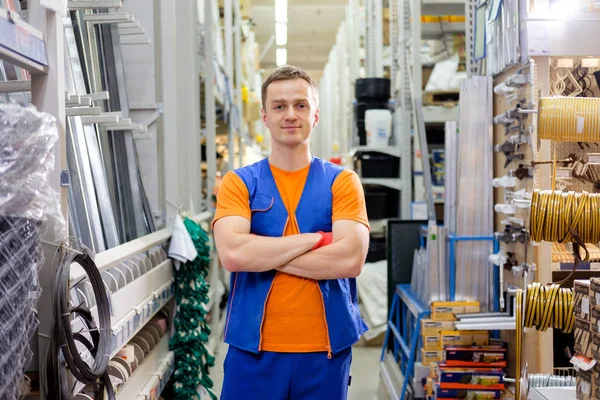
[[0, 103, 64, 400]]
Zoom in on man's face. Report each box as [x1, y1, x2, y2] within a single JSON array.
[[262, 78, 319, 149]]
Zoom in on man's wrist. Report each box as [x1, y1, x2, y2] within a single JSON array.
[[311, 232, 325, 250]]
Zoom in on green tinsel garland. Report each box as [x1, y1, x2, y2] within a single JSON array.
[[169, 217, 217, 400]]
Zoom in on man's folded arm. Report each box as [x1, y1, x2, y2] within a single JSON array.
[[213, 215, 321, 272], [276, 220, 370, 280]]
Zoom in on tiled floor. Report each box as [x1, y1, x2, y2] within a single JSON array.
[[210, 342, 381, 399]]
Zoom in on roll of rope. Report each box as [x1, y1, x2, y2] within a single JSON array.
[[538, 97, 600, 142], [42, 241, 115, 399]]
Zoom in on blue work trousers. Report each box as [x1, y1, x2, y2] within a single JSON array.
[[220, 346, 353, 399]]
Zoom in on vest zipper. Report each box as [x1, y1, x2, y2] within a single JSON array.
[[223, 272, 239, 340], [317, 285, 333, 359], [258, 279, 275, 351]]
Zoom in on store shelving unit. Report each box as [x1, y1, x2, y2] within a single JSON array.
[[0, 0, 263, 397]]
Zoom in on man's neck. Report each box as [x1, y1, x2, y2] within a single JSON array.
[[268, 143, 312, 171]]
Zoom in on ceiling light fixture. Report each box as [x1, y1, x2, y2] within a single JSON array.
[[275, 22, 287, 46], [276, 48, 287, 66]]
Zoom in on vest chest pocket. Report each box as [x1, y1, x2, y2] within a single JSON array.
[[250, 194, 284, 236], [250, 194, 274, 212]]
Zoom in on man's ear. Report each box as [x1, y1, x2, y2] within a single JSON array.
[[261, 108, 268, 127], [313, 108, 320, 127]]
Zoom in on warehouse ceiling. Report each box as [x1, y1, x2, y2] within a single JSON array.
[[250, 0, 349, 81]]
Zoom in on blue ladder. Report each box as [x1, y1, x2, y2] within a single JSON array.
[[380, 284, 430, 400]]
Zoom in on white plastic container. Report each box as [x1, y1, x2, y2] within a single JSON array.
[[365, 109, 392, 147]]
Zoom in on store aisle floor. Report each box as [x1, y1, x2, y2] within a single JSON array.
[[211, 342, 381, 399]]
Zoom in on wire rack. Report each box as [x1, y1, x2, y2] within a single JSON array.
[[0, 216, 44, 400]]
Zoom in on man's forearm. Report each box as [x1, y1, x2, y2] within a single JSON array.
[[277, 239, 365, 280], [218, 233, 321, 273]]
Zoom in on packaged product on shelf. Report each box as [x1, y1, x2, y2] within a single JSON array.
[[593, 333, 600, 359], [436, 367, 505, 390], [444, 347, 507, 368], [575, 280, 591, 320], [432, 301, 481, 321], [575, 318, 593, 357], [426, 377, 434, 396], [422, 349, 444, 366], [436, 386, 502, 400], [590, 278, 600, 307], [576, 369, 593, 400], [422, 319, 456, 335], [423, 333, 442, 350], [440, 331, 489, 348], [591, 306, 600, 333], [489, 338, 508, 349]]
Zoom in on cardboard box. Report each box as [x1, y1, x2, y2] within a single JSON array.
[[422, 349, 443, 366], [590, 278, 600, 307], [436, 386, 502, 399], [437, 367, 505, 389], [421, 319, 455, 335], [432, 301, 481, 321], [441, 331, 489, 348], [575, 318, 593, 357], [577, 370, 593, 400], [444, 347, 507, 368], [591, 306, 600, 334], [423, 333, 442, 350], [575, 280, 591, 320], [592, 333, 600, 359]]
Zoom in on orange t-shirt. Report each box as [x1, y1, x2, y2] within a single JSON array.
[[213, 163, 369, 352]]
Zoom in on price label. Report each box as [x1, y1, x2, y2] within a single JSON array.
[[582, 58, 600, 68], [557, 58, 574, 68]]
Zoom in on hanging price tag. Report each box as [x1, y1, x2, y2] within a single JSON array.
[[557, 58, 574, 69]]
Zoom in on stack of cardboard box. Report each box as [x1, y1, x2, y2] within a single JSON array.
[[421, 301, 509, 399], [574, 279, 600, 400]]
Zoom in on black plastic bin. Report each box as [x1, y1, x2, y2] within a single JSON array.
[[364, 185, 399, 220], [355, 152, 400, 178], [366, 233, 387, 263], [355, 78, 391, 101]]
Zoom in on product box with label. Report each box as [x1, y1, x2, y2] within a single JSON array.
[[591, 306, 600, 334], [590, 278, 600, 307], [436, 386, 502, 400], [423, 333, 442, 350], [577, 369, 593, 400], [575, 317, 593, 357], [592, 333, 600, 359], [432, 301, 481, 321], [444, 347, 507, 368], [422, 349, 444, 366], [441, 331, 489, 348], [575, 280, 591, 320], [421, 319, 456, 335], [437, 367, 505, 390]]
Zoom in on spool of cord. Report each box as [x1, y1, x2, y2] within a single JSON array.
[[538, 97, 600, 142], [42, 241, 115, 399], [531, 190, 600, 246], [524, 283, 575, 333]]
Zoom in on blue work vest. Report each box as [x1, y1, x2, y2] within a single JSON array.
[[223, 156, 368, 354]]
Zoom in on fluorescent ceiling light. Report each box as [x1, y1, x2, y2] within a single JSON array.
[[276, 48, 287, 66], [275, 22, 287, 46], [275, 0, 287, 23]]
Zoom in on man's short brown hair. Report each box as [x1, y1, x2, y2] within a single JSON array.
[[261, 65, 319, 109]]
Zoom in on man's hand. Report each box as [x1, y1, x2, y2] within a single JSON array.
[[277, 220, 369, 280], [213, 216, 321, 273]]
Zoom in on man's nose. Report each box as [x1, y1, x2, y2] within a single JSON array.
[[285, 106, 297, 119]]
